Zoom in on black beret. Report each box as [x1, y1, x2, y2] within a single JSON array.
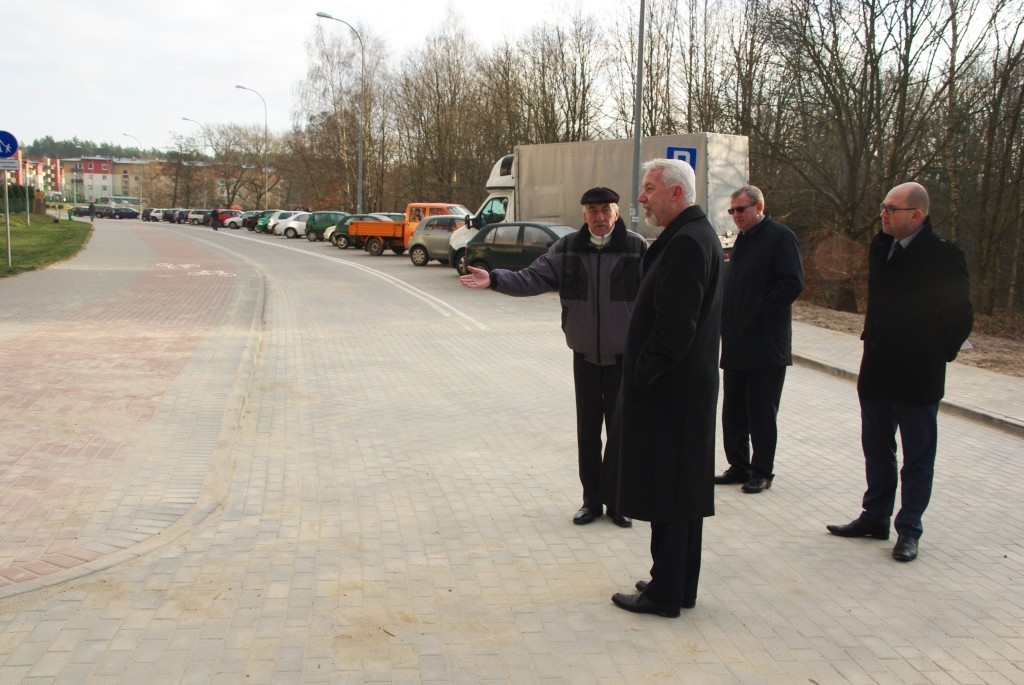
[[580, 186, 620, 205]]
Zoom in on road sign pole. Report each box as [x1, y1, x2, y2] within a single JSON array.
[[0, 131, 19, 265], [5, 172, 11, 267]]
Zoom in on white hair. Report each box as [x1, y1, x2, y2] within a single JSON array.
[[641, 158, 696, 205]]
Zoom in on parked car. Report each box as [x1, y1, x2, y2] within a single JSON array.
[[463, 222, 576, 272], [279, 212, 310, 238], [244, 210, 270, 230], [304, 211, 348, 242], [71, 206, 91, 217], [187, 209, 210, 225], [408, 215, 465, 266], [141, 208, 156, 221], [255, 210, 287, 233], [332, 213, 397, 249], [212, 209, 241, 226], [268, 211, 299, 235], [250, 209, 280, 232], [225, 210, 257, 229], [449, 222, 486, 275], [112, 207, 140, 219], [93, 205, 114, 218]]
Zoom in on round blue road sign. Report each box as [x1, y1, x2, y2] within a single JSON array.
[[0, 131, 18, 158]]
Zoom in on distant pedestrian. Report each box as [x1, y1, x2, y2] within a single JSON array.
[[210, 209, 220, 231], [827, 182, 972, 563], [715, 185, 804, 494], [88, 202, 95, 223]]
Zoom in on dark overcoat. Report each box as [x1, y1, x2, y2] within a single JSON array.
[[720, 216, 804, 370], [613, 205, 723, 523], [857, 218, 972, 405]]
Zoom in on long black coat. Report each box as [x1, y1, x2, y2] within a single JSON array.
[[613, 205, 723, 523], [857, 218, 972, 405], [720, 216, 804, 369]]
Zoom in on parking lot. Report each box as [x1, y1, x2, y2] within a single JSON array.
[[0, 218, 1022, 684]]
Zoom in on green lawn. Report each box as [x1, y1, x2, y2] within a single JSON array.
[[0, 213, 92, 278]]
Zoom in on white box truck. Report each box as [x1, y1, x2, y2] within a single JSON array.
[[450, 133, 747, 273]]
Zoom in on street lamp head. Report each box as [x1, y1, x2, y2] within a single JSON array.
[[316, 11, 333, 19], [235, 84, 247, 90]]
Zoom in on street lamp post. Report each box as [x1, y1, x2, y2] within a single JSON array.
[[316, 11, 365, 214], [122, 133, 144, 210], [235, 85, 269, 211]]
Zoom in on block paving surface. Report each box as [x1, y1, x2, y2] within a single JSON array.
[[0, 219, 1021, 684]]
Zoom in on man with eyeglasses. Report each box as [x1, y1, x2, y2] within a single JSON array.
[[828, 182, 972, 563], [715, 186, 804, 494]]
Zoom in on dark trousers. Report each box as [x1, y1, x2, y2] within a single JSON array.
[[645, 519, 703, 608], [722, 366, 787, 478], [573, 353, 622, 512], [859, 397, 939, 539]]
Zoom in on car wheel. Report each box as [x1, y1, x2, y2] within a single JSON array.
[[454, 250, 468, 276], [306, 231, 318, 242], [409, 246, 429, 266], [336, 235, 349, 249], [285, 228, 297, 238], [366, 237, 385, 256]]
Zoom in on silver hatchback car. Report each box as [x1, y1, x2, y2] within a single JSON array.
[[408, 215, 466, 266]]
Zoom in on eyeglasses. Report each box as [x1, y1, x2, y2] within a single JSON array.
[[727, 204, 755, 215], [879, 204, 917, 216]]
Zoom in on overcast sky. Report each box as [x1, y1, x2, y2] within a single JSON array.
[[4, 0, 629, 154]]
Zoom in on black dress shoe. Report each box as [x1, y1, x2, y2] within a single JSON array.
[[633, 581, 695, 608], [608, 511, 632, 528], [713, 469, 748, 485], [892, 535, 919, 562], [826, 518, 890, 540], [741, 476, 772, 493], [573, 506, 601, 525], [611, 592, 680, 618]]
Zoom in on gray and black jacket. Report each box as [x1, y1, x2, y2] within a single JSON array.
[[489, 218, 647, 365]]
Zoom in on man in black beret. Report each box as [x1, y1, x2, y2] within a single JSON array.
[[460, 186, 648, 528]]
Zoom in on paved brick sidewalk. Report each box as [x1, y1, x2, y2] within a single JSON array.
[[0, 222, 1021, 684], [792, 322, 1024, 437]]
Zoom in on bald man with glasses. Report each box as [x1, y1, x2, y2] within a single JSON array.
[[716, 185, 804, 494], [828, 182, 972, 563]]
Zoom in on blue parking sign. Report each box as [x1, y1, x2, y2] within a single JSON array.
[[667, 146, 697, 171], [0, 131, 18, 158]]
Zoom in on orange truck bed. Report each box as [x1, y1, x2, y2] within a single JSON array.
[[349, 202, 469, 256]]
